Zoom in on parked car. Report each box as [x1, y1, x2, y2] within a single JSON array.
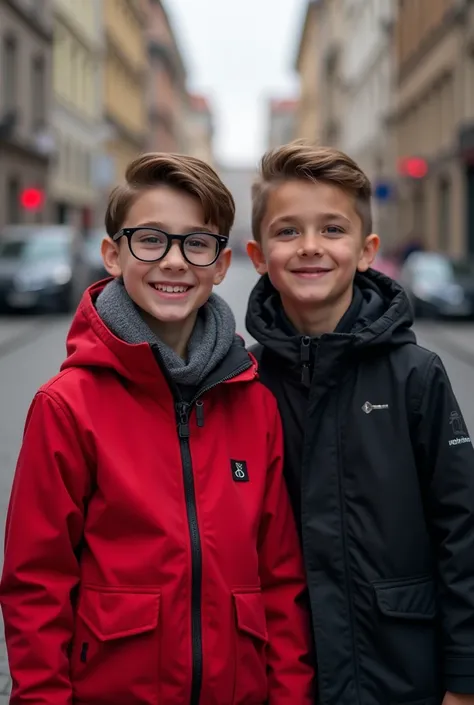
[[0, 225, 88, 313], [84, 229, 109, 285], [399, 251, 474, 319]]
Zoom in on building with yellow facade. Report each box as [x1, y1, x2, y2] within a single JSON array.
[[294, 0, 322, 143], [51, 0, 106, 228], [103, 0, 149, 187]]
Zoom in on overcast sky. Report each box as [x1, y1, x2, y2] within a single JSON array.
[[167, 0, 306, 167]]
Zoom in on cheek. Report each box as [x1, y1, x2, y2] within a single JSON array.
[[121, 258, 151, 284], [266, 244, 291, 269], [331, 242, 361, 268], [193, 268, 217, 289]]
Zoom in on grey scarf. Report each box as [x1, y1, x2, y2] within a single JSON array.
[[95, 278, 236, 386]]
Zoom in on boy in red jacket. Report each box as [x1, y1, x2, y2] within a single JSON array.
[[0, 153, 314, 705]]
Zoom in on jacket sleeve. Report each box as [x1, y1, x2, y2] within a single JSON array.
[[257, 395, 315, 704], [412, 353, 474, 694], [0, 391, 92, 705]]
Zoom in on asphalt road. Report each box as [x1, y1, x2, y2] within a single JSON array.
[[1, 258, 474, 700]]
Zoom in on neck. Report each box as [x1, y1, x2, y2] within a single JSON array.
[[282, 286, 353, 336], [140, 310, 198, 359]]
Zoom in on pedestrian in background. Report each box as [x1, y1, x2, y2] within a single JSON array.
[[246, 140, 474, 705], [0, 153, 314, 704]]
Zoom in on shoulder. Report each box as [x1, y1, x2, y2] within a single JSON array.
[[38, 366, 113, 417], [382, 341, 438, 378], [385, 342, 446, 413]]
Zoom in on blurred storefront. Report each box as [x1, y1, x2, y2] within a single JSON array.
[[391, 0, 474, 257], [292, 0, 474, 257], [50, 0, 107, 230], [0, 0, 54, 228]]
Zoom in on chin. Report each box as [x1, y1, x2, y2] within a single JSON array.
[[147, 307, 194, 324]]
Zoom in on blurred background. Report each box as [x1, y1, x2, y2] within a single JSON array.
[[2, 0, 474, 697]]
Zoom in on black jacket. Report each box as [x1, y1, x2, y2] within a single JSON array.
[[246, 269, 474, 705]]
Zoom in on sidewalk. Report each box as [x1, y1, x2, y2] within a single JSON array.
[[0, 316, 41, 357], [416, 321, 474, 364], [0, 614, 10, 701]]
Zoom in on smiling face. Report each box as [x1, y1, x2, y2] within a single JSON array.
[[102, 185, 231, 342], [247, 179, 379, 333]]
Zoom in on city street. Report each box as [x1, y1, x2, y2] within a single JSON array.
[[2, 260, 474, 700]]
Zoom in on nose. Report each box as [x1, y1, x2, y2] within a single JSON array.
[[297, 232, 323, 258], [160, 241, 188, 270]]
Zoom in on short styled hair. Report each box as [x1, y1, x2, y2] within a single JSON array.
[[251, 140, 373, 242], [105, 152, 235, 237]]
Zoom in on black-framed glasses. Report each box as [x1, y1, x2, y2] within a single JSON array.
[[113, 227, 229, 267]]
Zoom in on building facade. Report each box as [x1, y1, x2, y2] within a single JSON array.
[[294, 0, 321, 142], [340, 0, 396, 237], [392, 0, 474, 256], [50, 0, 106, 228], [103, 0, 148, 187], [267, 98, 298, 149], [0, 0, 54, 227], [146, 0, 189, 153], [317, 0, 345, 147], [187, 94, 215, 166], [218, 167, 256, 256]]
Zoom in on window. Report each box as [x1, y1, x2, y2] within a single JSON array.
[[31, 55, 46, 130], [3, 36, 17, 113], [7, 177, 20, 224]]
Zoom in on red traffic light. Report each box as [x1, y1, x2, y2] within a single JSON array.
[[20, 187, 44, 210], [397, 157, 428, 179]]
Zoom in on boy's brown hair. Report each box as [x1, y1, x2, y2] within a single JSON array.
[[252, 140, 373, 243], [105, 152, 235, 238]]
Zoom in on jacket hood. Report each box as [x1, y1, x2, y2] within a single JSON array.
[[61, 279, 255, 390], [245, 268, 416, 364]]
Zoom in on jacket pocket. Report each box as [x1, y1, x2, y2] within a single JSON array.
[[71, 585, 161, 705], [370, 576, 440, 704], [232, 590, 268, 705]]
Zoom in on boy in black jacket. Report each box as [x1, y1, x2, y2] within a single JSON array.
[[245, 140, 474, 705]]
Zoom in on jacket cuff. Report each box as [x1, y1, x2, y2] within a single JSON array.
[[444, 657, 474, 694]]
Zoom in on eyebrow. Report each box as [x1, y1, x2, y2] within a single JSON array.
[[270, 212, 352, 228], [134, 221, 214, 233]]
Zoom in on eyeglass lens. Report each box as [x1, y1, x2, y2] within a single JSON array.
[[130, 228, 219, 265]]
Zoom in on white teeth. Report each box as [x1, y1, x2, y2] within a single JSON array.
[[153, 284, 189, 293]]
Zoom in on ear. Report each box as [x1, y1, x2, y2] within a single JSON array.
[[101, 236, 122, 278], [246, 240, 268, 275], [213, 247, 232, 285], [357, 233, 380, 272]]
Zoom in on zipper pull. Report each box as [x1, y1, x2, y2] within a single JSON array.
[[195, 400, 205, 428], [300, 336, 311, 386], [176, 402, 190, 438]]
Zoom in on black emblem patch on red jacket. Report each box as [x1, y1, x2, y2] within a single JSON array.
[[231, 459, 249, 482]]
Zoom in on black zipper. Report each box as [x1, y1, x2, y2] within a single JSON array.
[[335, 393, 362, 700], [176, 400, 203, 705], [175, 359, 252, 705], [300, 336, 311, 386]]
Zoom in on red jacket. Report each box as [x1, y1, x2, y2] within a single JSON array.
[[0, 281, 314, 705]]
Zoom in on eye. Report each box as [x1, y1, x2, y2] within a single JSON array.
[[324, 225, 345, 236], [186, 237, 212, 249], [276, 227, 299, 238]]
